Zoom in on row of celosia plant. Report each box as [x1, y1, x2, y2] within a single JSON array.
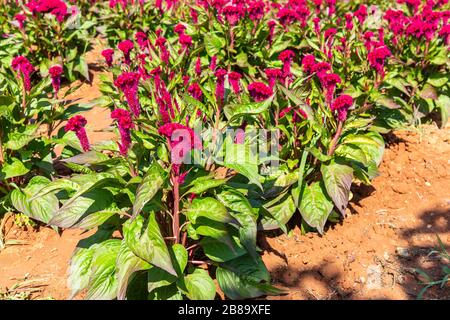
[[1, 0, 449, 300]]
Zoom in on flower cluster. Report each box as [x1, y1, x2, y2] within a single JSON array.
[[248, 82, 273, 102], [114, 72, 141, 117], [331, 95, 353, 122], [48, 64, 63, 96], [101, 49, 114, 67], [117, 40, 134, 65], [65, 115, 90, 152], [26, 0, 68, 22], [11, 56, 34, 92], [111, 108, 133, 156]]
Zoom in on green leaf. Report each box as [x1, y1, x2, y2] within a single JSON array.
[[86, 239, 121, 300], [299, 182, 334, 234], [183, 268, 216, 300], [2, 158, 30, 179], [74, 55, 90, 81], [224, 96, 274, 121], [436, 95, 450, 128], [204, 33, 226, 57], [216, 255, 281, 300], [186, 197, 232, 224], [116, 241, 151, 300], [201, 236, 247, 263], [132, 163, 166, 218], [123, 213, 176, 276], [10, 176, 59, 224], [68, 247, 95, 299], [261, 193, 295, 231], [321, 161, 354, 216], [148, 284, 183, 300], [186, 176, 227, 195]]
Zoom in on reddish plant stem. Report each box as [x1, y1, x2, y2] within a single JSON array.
[[327, 120, 344, 156], [172, 174, 180, 244]]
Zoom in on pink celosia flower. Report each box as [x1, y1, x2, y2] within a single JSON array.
[[27, 0, 68, 22], [279, 50, 295, 78], [302, 54, 316, 74], [313, 17, 321, 35], [215, 69, 227, 102], [209, 56, 217, 71], [320, 73, 341, 105], [368, 45, 391, 75], [439, 24, 450, 45], [248, 82, 273, 102], [222, 5, 244, 26], [265, 68, 282, 88], [228, 71, 241, 94], [188, 83, 203, 101], [65, 115, 90, 152], [277, 8, 300, 27], [354, 4, 367, 25], [190, 8, 198, 24], [48, 64, 63, 96], [11, 56, 34, 92], [268, 20, 276, 44], [155, 36, 170, 64], [195, 56, 202, 77], [14, 14, 26, 30], [179, 34, 192, 52], [183, 75, 190, 86], [325, 0, 336, 16], [248, 1, 265, 21], [312, 0, 322, 14], [118, 40, 134, 65], [114, 72, 141, 117], [312, 61, 331, 74], [135, 31, 149, 50], [101, 49, 114, 67], [280, 106, 307, 122], [174, 23, 186, 35], [331, 95, 353, 122], [344, 13, 353, 30], [111, 108, 133, 156]]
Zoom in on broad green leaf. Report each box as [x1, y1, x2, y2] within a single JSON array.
[[86, 239, 121, 300], [224, 96, 274, 121], [186, 197, 232, 224], [123, 213, 176, 276], [321, 161, 354, 216], [299, 182, 334, 234], [148, 284, 183, 300], [116, 241, 151, 300], [183, 268, 216, 300], [261, 193, 295, 231], [2, 158, 30, 179], [68, 247, 95, 299], [186, 177, 227, 195], [201, 236, 247, 263], [132, 163, 166, 218]]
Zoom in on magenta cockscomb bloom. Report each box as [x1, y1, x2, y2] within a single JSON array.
[[111, 108, 133, 156], [48, 64, 63, 96], [155, 36, 170, 64], [65, 115, 90, 152], [268, 20, 276, 44], [215, 69, 227, 102], [188, 82, 203, 101], [313, 17, 321, 35], [277, 8, 300, 27], [320, 73, 341, 105], [135, 32, 149, 50], [301, 54, 316, 74], [27, 0, 69, 22], [195, 56, 202, 77], [280, 106, 307, 122], [209, 56, 217, 71], [354, 4, 367, 25], [11, 56, 34, 92], [324, 28, 337, 41], [118, 40, 134, 65], [344, 13, 353, 30], [222, 5, 244, 26], [439, 24, 450, 45], [312, 0, 322, 14], [325, 0, 336, 16], [14, 14, 26, 30], [279, 50, 295, 78], [190, 8, 198, 24], [248, 1, 265, 21], [101, 49, 114, 67], [265, 68, 282, 88], [248, 82, 273, 102], [312, 61, 331, 74], [228, 71, 242, 94], [114, 72, 141, 117], [179, 34, 192, 52], [331, 95, 353, 122], [368, 45, 391, 75], [174, 23, 186, 35]]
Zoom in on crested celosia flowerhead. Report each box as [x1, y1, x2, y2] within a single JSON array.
[[320, 72, 341, 104], [179, 34, 192, 49], [118, 40, 134, 65], [48, 64, 63, 95], [277, 8, 300, 27], [215, 68, 227, 102], [228, 71, 242, 94], [195, 56, 202, 76], [188, 82, 203, 101], [439, 24, 450, 44], [344, 13, 353, 30], [11, 56, 34, 92], [248, 1, 265, 21], [324, 27, 337, 40], [312, 61, 331, 74], [302, 54, 316, 74], [111, 108, 133, 156], [101, 49, 114, 67], [114, 72, 141, 117], [134, 31, 149, 50], [331, 95, 353, 122], [265, 68, 283, 88], [368, 45, 391, 74], [248, 82, 273, 102], [354, 4, 367, 25], [14, 14, 26, 29], [65, 115, 90, 152], [222, 5, 244, 26], [279, 50, 295, 78], [174, 23, 186, 35], [27, 0, 69, 22], [268, 20, 276, 43]]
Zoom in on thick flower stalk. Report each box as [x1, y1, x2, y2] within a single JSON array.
[[114, 72, 141, 117], [65, 115, 90, 152], [248, 82, 273, 102], [118, 40, 134, 65], [111, 108, 133, 156], [48, 64, 63, 97], [11, 56, 34, 92]]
